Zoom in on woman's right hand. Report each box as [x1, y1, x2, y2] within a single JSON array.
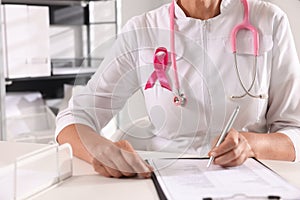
[[91, 139, 153, 178]]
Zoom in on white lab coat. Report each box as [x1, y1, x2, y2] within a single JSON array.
[[56, 0, 300, 160]]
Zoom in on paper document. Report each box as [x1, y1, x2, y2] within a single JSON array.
[[149, 158, 300, 200]]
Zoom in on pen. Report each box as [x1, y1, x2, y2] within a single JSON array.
[[206, 106, 240, 168]]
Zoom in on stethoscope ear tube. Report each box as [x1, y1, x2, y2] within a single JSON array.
[[230, 0, 267, 99], [231, 53, 268, 100]]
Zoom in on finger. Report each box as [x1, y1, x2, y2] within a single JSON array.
[[103, 164, 124, 178], [92, 159, 111, 177], [214, 135, 249, 166], [134, 157, 154, 178], [110, 153, 137, 177], [97, 151, 132, 178], [93, 157, 123, 178], [113, 140, 139, 176], [94, 148, 126, 178], [214, 138, 245, 165], [119, 140, 153, 177], [211, 129, 240, 157], [221, 135, 254, 167], [220, 147, 249, 167], [123, 151, 153, 178], [94, 140, 136, 178], [117, 140, 153, 178]]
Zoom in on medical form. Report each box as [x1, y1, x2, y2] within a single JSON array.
[[149, 158, 300, 200]]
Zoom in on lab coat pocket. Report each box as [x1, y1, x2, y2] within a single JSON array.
[[223, 34, 273, 56], [223, 34, 273, 126], [223, 34, 273, 93]]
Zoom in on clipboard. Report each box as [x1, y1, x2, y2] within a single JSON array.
[[148, 158, 300, 200]]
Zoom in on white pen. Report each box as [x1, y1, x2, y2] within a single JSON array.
[[207, 106, 240, 168]]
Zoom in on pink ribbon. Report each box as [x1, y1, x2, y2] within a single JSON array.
[[145, 47, 172, 91]]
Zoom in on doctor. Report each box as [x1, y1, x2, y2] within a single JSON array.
[[56, 0, 300, 178]]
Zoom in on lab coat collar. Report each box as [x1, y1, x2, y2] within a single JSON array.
[[173, 0, 238, 20]]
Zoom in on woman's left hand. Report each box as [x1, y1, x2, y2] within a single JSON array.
[[208, 128, 255, 167]]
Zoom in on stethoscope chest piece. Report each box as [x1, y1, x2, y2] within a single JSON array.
[[173, 93, 186, 106]]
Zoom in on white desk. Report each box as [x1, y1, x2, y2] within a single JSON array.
[[1, 142, 300, 200]]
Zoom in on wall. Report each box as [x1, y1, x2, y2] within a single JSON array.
[[0, 0, 7, 140], [120, 0, 171, 26]]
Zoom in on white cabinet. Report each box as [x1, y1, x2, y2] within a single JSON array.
[[49, 0, 118, 74], [89, 1, 116, 23], [0, 0, 119, 143], [2, 4, 51, 78]]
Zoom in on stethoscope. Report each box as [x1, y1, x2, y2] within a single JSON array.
[[145, 0, 268, 107], [230, 0, 268, 99]]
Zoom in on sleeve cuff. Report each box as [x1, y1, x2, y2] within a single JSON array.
[[278, 128, 300, 162], [55, 114, 98, 143]]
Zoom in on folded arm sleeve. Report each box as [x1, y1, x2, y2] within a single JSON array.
[[267, 12, 300, 161], [55, 21, 143, 140]]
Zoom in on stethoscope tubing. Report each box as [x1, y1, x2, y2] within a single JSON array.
[[170, 0, 267, 102], [170, 0, 186, 106], [231, 54, 264, 99], [148, 0, 268, 106]]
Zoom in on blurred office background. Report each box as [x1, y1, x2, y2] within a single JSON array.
[[0, 0, 171, 143]]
